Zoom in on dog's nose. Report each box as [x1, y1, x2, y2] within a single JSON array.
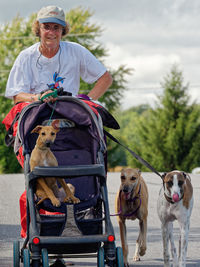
[[45, 140, 52, 147], [123, 186, 129, 193]]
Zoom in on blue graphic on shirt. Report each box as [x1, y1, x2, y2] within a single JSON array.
[[47, 72, 65, 89]]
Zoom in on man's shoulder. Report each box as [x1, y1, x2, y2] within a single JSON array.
[[19, 43, 39, 57], [60, 41, 85, 51]]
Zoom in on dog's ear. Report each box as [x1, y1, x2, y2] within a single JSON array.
[[52, 119, 60, 130], [120, 167, 125, 174], [31, 126, 42, 134], [137, 168, 141, 175], [182, 171, 191, 180], [161, 172, 167, 180], [182, 172, 187, 179]]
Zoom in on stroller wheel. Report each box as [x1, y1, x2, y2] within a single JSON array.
[[13, 240, 20, 267], [41, 248, 49, 267], [97, 247, 105, 267], [116, 247, 124, 267], [23, 248, 30, 267]]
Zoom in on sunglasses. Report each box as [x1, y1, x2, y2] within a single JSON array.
[[40, 24, 62, 32]]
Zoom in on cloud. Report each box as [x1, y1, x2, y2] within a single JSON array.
[[121, 88, 160, 110], [94, 1, 200, 109], [104, 41, 181, 85]]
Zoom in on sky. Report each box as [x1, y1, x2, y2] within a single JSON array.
[[1, 0, 200, 110]]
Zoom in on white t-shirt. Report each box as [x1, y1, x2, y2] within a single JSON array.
[[5, 41, 107, 99]]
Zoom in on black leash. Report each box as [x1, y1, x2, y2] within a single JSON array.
[[104, 130, 162, 179]]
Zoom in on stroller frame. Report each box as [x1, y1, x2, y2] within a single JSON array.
[[13, 97, 124, 267]]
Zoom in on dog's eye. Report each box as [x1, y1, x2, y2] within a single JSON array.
[[178, 181, 184, 186], [131, 176, 136, 181], [41, 132, 45, 136], [167, 181, 173, 187], [51, 132, 55, 136], [121, 176, 125, 180]]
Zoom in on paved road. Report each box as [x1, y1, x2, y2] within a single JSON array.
[[0, 172, 199, 266]]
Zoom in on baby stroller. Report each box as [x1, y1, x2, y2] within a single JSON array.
[[12, 96, 124, 267]]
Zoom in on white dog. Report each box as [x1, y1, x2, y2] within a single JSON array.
[[157, 170, 193, 267]]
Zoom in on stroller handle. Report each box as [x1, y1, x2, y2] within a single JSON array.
[[28, 164, 106, 183]]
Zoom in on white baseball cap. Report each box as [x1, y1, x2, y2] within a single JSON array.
[[37, 6, 66, 27]]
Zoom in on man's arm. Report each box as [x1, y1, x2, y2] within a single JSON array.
[[13, 90, 57, 104], [13, 93, 39, 104], [87, 71, 112, 100]]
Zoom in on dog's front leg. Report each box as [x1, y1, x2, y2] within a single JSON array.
[[178, 221, 189, 267], [162, 222, 171, 267], [118, 217, 129, 266], [133, 231, 140, 261], [168, 222, 178, 267], [134, 217, 147, 261], [37, 178, 60, 207]]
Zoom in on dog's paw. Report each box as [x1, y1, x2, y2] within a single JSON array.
[[63, 196, 72, 203], [133, 255, 140, 261], [64, 196, 80, 204], [139, 246, 146, 256], [72, 197, 80, 204], [51, 198, 61, 207]]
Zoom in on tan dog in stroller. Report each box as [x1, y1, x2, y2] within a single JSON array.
[[30, 119, 80, 207]]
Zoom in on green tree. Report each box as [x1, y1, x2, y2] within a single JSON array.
[[107, 105, 149, 169], [126, 65, 200, 172], [0, 7, 131, 173], [106, 110, 128, 169]]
